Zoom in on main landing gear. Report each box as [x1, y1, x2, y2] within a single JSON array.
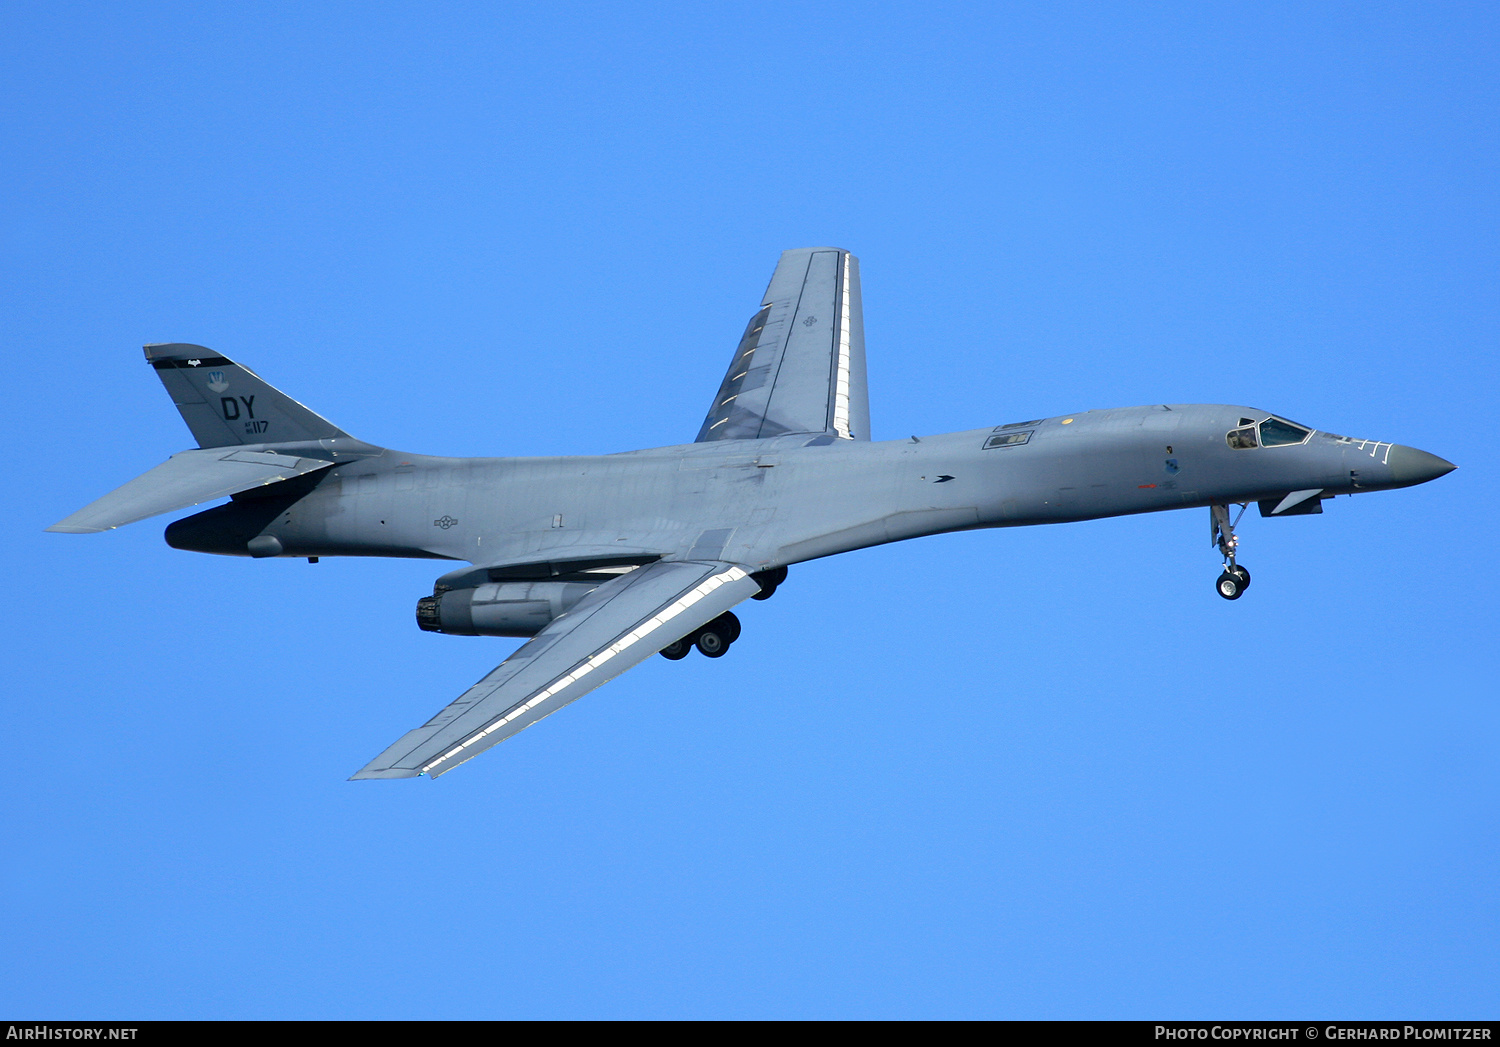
[[751, 565, 788, 600], [1211, 503, 1253, 601], [658, 566, 787, 660], [659, 612, 742, 660]]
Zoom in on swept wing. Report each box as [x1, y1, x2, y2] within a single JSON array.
[[353, 560, 760, 779], [697, 247, 869, 442]]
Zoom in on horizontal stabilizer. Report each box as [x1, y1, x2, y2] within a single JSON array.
[[47, 448, 337, 534]]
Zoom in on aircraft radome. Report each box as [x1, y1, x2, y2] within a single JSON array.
[[50, 248, 1457, 779]]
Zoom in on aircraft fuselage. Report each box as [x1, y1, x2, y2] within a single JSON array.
[[165, 403, 1451, 572]]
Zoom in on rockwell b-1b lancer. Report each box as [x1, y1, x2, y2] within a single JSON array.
[[50, 248, 1456, 779]]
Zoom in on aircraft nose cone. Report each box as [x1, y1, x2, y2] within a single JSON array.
[[1386, 445, 1456, 487]]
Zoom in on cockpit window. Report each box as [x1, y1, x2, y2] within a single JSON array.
[[1226, 426, 1258, 449], [1259, 417, 1312, 446]]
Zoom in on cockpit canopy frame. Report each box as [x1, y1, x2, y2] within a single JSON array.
[[1226, 416, 1313, 450]]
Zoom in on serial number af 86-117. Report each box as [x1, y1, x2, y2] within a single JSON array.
[[49, 248, 1455, 779]]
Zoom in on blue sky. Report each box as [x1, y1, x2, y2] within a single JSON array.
[[1, 2, 1495, 1018]]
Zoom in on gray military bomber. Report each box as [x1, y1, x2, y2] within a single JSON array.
[[50, 248, 1455, 779]]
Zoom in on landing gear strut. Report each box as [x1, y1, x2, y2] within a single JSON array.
[[1211, 503, 1252, 601]]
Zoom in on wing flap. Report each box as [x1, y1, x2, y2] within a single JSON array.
[[47, 448, 336, 533], [352, 561, 760, 779]]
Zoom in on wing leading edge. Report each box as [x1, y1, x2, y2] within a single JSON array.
[[697, 247, 869, 443], [352, 560, 761, 779]]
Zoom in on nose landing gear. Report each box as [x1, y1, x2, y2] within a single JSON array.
[[1211, 503, 1252, 601]]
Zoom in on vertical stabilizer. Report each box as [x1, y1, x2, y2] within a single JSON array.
[[144, 343, 351, 448]]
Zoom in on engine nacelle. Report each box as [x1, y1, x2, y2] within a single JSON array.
[[416, 580, 599, 637]]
